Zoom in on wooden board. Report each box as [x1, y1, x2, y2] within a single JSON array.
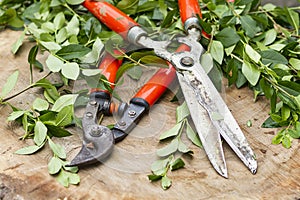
[[1, 29, 300, 200]]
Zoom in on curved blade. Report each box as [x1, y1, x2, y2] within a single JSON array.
[[177, 72, 228, 178]]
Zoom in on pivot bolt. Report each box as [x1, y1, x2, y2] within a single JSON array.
[[180, 56, 194, 67], [90, 126, 103, 137]]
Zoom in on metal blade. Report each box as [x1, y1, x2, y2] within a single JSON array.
[[177, 72, 228, 178], [179, 62, 257, 174]]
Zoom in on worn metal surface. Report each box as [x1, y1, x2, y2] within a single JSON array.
[[0, 22, 300, 200]]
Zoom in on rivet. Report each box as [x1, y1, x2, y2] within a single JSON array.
[[118, 120, 126, 126], [128, 110, 136, 117], [180, 56, 194, 67], [86, 112, 93, 118]]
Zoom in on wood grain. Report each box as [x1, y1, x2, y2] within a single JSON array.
[[0, 30, 300, 200]]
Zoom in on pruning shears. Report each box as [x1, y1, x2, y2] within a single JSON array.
[[68, 0, 258, 178]]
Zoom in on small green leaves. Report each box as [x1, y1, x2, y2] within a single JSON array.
[[51, 94, 77, 112], [150, 101, 201, 189], [215, 27, 240, 48], [1, 70, 19, 98], [245, 44, 261, 63], [34, 121, 47, 146], [15, 145, 43, 155], [48, 156, 62, 175], [45, 54, 64, 73], [242, 61, 260, 86], [240, 15, 259, 38], [210, 40, 224, 65], [11, 30, 26, 54], [48, 138, 66, 159], [61, 62, 80, 80], [33, 98, 49, 111], [56, 44, 91, 60], [148, 155, 183, 190]]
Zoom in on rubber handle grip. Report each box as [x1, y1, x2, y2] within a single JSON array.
[[178, 0, 202, 24], [133, 66, 176, 107], [90, 52, 122, 94], [83, 0, 138, 39]]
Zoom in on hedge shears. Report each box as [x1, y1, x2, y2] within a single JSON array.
[[68, 0, 258, 178]]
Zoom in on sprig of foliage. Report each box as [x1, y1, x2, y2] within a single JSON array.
[[199, 1, 300, 148], [148, 102, 202, 189]]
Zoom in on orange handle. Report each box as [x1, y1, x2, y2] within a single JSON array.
[[90, 52, 122, 94], [178, 0, 202, 24], [83, 0, 138, 39], [133, 66, 176, 107]]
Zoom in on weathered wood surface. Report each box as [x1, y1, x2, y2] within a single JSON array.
[[0, 29, 300, 200]]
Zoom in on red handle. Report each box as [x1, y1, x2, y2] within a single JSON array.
[[133, 66, 176, 107], [83, 0, 138, 39], [178, 0, 202, 24], [90, 52, 122, 94]]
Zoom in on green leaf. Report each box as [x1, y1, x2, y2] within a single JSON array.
[[7, 110, 26, 121], [47, 125, 72, 137], [147, 174, 162, 182], [48, 138, 66, 159], [260, 49, 288, 66], [66, 15, 79, 37], [210, 40, 224, 65], [55, 105, 73, 127], [56, 28, 68, 44], [116, 0, 139, 15], [56, 44, 91, 60], [61, 62, 80, 80], [48, 156, 62, 175], [66, 0, 85, 5], [263, 29, 277, 46], [156, 138, 178, 157], [151, 156, 172, 175], [68, 173, 80, 185], [245, 44, 261, 63], [15, 145, 43, 155], [240, 15, 258, 38], [46, 54, 64, 72], [139, 55, 168, 67], [288, 129, 300, 139], [289, 58, 300, 70], [200, 53, 214, 73], [177, 139, 191, 154], [40, 41, 61, 52], [11, 30, 25, 54], [1, 70, 19, 98], [186, 123, 202, 148], [161, 175, 172, 190], [52, 94, 78, 112], [56, 170, 69, 187], [272, 130, 284, 144], [215, 27, 240, 48], [34, 121, 48, 146], [242, 61, 260, 86], [33, 98, 49, 111], [282, 135, 291, 148], [170, 158, 185, 171], [176, 101, 189, 123], [284, 7, 299, 34], [159, 122, 183, 140], [53, 12, 65, 30], [126, 66, 142, 80]]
